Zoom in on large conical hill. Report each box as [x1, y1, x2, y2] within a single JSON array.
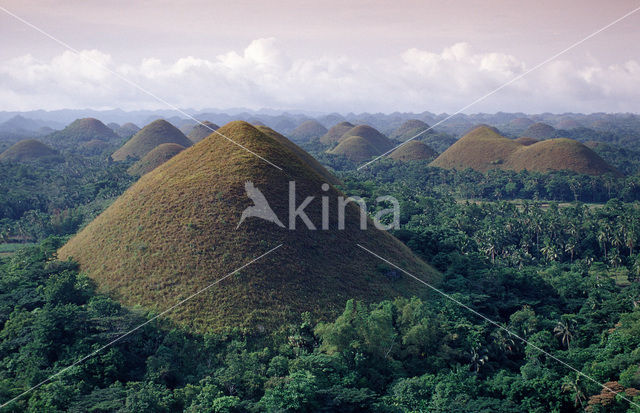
[[59, 121, 437, 332], [0, 139, 61, 162]]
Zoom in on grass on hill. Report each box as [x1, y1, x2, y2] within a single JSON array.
[[389, 140, 437, 162], [111, 119, 193, 161], [431, 125, 620, 176], [320, 121, 355, 144], [46, 118, 120, 147], [390, 119, 431, 141], [289, 120, 328, 142], [59, 121, 438, 332], [340, 125, 394, 153], [187, 121, 220, 143], [127, 143, 185, 176], [0, 139, 61, 162], [328, 135, 381, 162]]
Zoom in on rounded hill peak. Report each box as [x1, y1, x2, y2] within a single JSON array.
[[111, 119, 192, 161]]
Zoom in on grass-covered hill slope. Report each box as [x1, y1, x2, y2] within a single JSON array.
[[327, 135, 381, 162], [59, 121, 437, 332], [186, 121, 220, 143], [288, 120, 328, 142], [320, 121, 355, 144], [46, 117, 120, 147], [505, 138, 622, 176], [340, 125, 394, 152], [431, 125, 620, 176], [522, 122, 557, 139], [0, 139, 61, 162], [514, 137, 539, 146], [389, 140, 438, 162], [111, 119, 193, 161], [127, 143, 185, 176], [115, 122, 141, 139]]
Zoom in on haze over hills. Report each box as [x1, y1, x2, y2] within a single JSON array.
[[0, 139, 61, 162], [127, 143, 185, 176], [59, 121, 437, 331], [288, 120, 328, 142], [111, 119, 193, 161], [186, 121, 220, 143], [430, 125, 620, 176]]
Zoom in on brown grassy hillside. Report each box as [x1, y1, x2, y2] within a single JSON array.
[[522, 122, 556, 139], [115, 122, 140, 139], [127, 143, 185, 176], [389, 140, 437, 162], [320, 121, 354, 144], [430, 125, 522, 172], [504, 138, 622, 176], [111, 119, 193, 161], [328, 135, 380, 162], [514, 137, 538, 146], [47, 118, 119, 146], [59, 121, 437, 332], [289, 120, 328, 142], [340, 125, 394, 153], [187, 121, 220, 143], [430, 125, 620, 176], [0, 139, 59, 162], [0, 139, 60, 162]]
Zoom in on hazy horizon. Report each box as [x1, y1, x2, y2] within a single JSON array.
[[1, 0, 639, 113]]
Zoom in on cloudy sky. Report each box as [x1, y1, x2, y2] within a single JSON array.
[[1, 0, 639, 114]]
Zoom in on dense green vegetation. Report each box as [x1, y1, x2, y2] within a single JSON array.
[[0, 156, 134, 242]]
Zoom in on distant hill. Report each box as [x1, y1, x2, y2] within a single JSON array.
[[111, 119, 192, 161], [389, 140, 437, 162], [47, 118, 119, 147], [59, 121, 438, 331], [288, 120, 328, 142], [0, 139, 61, 162], [390, 119, 431, 141], [340, 125, 394, 152], [115, 122, 140, 139], [430, 125, 620, 176], [328, 125, 394, 162], [522, 122, 557, 139], [328, 136, 381, 162], [320, 121, 355, 144], [128, 143, 185, 176], [186, 121, 220, 143], [514, 137, 538, 146]]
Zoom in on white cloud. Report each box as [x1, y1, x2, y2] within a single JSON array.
[[0, 38, 638, 113]]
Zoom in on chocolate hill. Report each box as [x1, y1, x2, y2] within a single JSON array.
[[430, 125, 620, 176], [389, 140, 438, 162], [0, 139, 61, 162], [187, 121, 220, 143], [47, 118, 119, 147], [288, 120, 328, 142], [111, 119, 193, 161], [59, 121, 437, 331], [127, 143, 185, 176], [320, 121, 355, 144], [390, 119, 431, 141]]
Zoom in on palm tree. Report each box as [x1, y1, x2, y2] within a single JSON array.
[[565, 238, 577, 263], [469, 345, 489, 374], [561, 375, 586, 409], [554, 320, 574, 349]]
